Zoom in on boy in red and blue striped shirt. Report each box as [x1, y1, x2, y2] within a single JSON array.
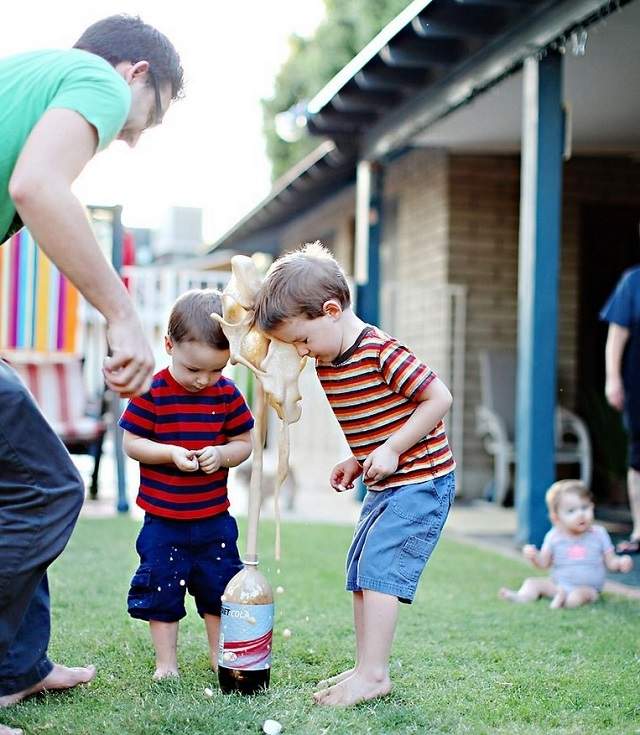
[[255, 242, 455, 707], [120, 289, 253, 680]]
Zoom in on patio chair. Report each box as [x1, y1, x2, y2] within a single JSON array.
[[1, 350, 107, 499], [476, 350, 592, 505]]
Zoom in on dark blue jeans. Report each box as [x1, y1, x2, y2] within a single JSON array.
[[0, 360, 84, 695]]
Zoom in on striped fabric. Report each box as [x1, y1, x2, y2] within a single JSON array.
[[119, 367, 254, 520], [2, 350, 105, 441], [0, 230, 79, 352], [316, 326, 455, 490]]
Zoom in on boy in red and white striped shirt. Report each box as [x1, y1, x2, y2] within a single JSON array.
[[255, 241, 455, 707]]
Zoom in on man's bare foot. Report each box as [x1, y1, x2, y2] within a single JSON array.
[[0, 724, 23, 735], [153, 667, 179, 681], [313, 672, 392, 707], [550, 589, 566, 609], [315, 667, 355, 690], [0, 663, 96, 707], [499, 587, 522, 603]]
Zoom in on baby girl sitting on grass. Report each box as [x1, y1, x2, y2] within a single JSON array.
[[500, 479, 633, 609]]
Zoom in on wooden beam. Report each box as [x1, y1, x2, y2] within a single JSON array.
[[354, 66, 430, 92], [333, 89, 401, 113], [411, 12, 498, 40], [381, 38, 465, 68]]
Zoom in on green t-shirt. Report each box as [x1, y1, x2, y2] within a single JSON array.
[[0, 48, 131, 243]]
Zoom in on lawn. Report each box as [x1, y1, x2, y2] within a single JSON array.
[[3, 516, 639, 735]]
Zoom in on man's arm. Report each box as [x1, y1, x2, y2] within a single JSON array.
[[9, 108, 154, 396], [604, 323, 629, 411]]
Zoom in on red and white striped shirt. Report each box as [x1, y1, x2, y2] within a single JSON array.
[[316, 326, 455, 490]]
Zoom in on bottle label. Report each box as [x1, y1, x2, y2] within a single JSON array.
[[219, 602, 274, 671]]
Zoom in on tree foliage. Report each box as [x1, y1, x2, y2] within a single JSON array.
[[262, 0, 410, 181]]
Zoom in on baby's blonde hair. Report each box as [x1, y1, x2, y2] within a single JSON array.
[[545, 479, 592, 515]]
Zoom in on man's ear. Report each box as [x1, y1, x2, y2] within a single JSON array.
[[322, 299, 343, 319], [119, 60, 150, 84]]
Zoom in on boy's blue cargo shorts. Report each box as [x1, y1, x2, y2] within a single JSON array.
[[346, 471, 455, 603]]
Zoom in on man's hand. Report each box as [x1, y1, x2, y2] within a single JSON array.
[[103, 316, 155, 397], [330, 456, 362, 492], [362, 444, 399, 484], [196, 446, 223, 474], [605, 376, 625, 412], [171, 447, 199, 472]]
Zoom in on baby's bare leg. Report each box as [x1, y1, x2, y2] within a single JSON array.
[[316, 591, 363, 690], [549, 587, 566, 609], [314, 590, 395, 707], [499, 577, 558, 603], [204, 614, 220, 672], [150, 620, 179, 679], [563, 586, 599, 608]]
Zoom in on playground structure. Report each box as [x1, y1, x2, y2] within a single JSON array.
[[0, 206, 232, 512]]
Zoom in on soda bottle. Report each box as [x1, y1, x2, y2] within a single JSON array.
[[218, 561, 274, 694]]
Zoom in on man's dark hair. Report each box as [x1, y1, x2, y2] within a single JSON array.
[[74, 15, 184, 100]]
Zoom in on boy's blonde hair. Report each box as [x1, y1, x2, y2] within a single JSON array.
[[545, 479, 592, 515], [167, 289, 228, 350], [254, 241, 351, 332]]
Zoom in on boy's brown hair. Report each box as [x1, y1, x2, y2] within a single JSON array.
[[167, 289, 228, 350], [545, 479, 593, 515], [254, 241, 351, 332]]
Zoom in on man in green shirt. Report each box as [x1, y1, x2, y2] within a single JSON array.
[[0, 16, 183, 734]]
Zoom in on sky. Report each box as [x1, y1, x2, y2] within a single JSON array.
[[5, 1, 326, 242]]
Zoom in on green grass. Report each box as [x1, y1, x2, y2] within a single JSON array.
[[3, 517, 639, 735]]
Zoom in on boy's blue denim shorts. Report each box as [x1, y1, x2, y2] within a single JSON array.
[[128, 512, 243, 622], [346, 471, 455, 603]]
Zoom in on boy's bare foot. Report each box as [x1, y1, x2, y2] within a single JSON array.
[[0, 724, 23, 735], [498, 587, 522, 602], [549, 589, 566, 609], [153, 668, 179, 681], [313, 671, 392, 707], [315, 667, 355, 690], [0, 663, 96, 707]]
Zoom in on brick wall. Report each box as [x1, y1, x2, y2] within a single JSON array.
[[272, 149, 640, 501], [448, 153, 640, 498]]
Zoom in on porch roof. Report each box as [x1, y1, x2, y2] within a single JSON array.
[[209, 140, 356, 254], [209, 0, 631, 253]]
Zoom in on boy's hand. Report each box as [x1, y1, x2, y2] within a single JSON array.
[[522, 544, 538, 562], [618, 554, 633, 573], [330, 456, 362, 492], [362, 444, 399, 484], [196, 446, 223, 474], [171, 447, 199, 472]]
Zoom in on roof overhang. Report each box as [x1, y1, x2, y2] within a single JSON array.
[[209, 140, 356, 253], [212, 0, 634, 254], [361, 0, 635, 159]]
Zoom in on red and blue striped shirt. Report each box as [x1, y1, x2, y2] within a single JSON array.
[[316, 326, 455, 490], [119, 367, 254, 520]]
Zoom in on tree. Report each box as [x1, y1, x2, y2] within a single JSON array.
[[262, 0, 410, 181]]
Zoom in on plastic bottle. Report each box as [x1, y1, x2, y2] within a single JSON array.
[[218, 561, 274, 694]]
